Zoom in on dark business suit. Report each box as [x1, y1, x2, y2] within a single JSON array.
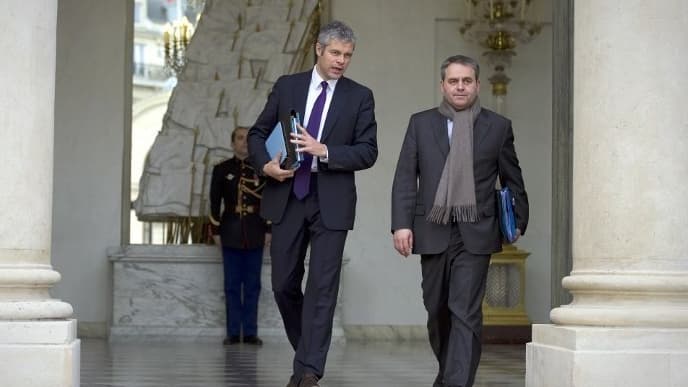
[[391, 107, 528, 387], [248, 70, 377, 379]]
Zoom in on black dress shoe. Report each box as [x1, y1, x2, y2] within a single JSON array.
[[243, 335, 263, 345], [298, 373, 320, 387], [433, 372, 444, 387], [285, 374, 299, 387], [222, 336, 241, 345]]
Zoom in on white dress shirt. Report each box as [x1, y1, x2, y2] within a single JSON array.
[[303, 67, 338, 170], [447, 119, 454, 141]]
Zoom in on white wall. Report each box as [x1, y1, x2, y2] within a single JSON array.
[[52, 0, 132, 332], [332, 0, 553, 325]]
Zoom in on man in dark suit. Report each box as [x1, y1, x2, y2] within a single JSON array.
[[247, 20, 377, 387], [209, 127, 270, 346], [391, 55, 528, 387]]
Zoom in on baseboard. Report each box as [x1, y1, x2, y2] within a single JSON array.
[[344, 325, 427, 341], [77, 321, 108, 338], [344, 324, 532, 344], [86, 322, 531, 343], [483, 324, 532, 344]]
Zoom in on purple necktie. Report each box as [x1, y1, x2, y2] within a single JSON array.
[[293, 81, 328, 199]]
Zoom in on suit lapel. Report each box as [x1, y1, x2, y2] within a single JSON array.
[[432, 110, 450, 158], [292, 72, 310, 122], [319, 78, 349, 143], [473, 109, 491, 153], [435, 108, 490, 159]]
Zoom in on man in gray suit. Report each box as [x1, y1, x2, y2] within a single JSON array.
[[391, 54, 528, 387]]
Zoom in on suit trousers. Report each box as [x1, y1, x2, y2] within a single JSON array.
[[420, 224, 490, 387], [270, 176, 348, 379], [222, 246, 263, 337]]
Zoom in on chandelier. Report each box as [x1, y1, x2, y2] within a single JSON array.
[[459, 0, 543, 96], [163, 16, 195, 76]]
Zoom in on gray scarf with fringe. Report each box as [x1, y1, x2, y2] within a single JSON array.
[[427, 97, 482, 225]]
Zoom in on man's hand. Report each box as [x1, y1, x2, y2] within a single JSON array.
[[262, 151, 295, 182], [290, 123, 328, 158], [393, 228, 414, 257]]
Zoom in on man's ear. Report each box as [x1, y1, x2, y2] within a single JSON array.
[[314, 42, 323, 57]]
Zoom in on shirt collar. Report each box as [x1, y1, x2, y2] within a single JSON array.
[[310, 67, 338, 92]]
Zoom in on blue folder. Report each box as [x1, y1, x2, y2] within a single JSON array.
[[497, 186, 517, 243], [266, 121, 288, 164]]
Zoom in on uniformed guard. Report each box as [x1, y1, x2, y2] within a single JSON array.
[[210, 127, 270, 346]]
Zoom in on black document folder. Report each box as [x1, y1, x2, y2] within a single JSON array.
[[266, 110, 303, 170]]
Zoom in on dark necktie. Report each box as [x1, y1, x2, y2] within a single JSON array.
[[293, 81, 328, 199]]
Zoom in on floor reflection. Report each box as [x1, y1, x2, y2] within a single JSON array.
[[81, 339, 525, 386]]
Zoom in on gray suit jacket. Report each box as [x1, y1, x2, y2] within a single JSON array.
[[391, 107, 528, 255]]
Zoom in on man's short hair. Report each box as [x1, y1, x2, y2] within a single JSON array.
[[231, 127, 248, 143], [440, 55, 480, 81], [318, 20, 356, 46]]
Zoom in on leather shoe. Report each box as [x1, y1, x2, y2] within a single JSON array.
[[222, 336, 240, 345], [285, 374, 299, 387], [243, 335, 263, 345], [433, 372, 444, 387], [298, 373, 320, 387]]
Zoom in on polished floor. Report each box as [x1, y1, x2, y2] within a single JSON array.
[[81, 339, 525, 387]]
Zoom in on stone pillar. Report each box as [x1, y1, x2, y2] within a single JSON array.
[[0, 2, 80, 386], [527, 1, 688, 386]]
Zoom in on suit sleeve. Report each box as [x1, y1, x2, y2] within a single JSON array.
[[498, 122, 529, 235], [391, 115, 419, 232], [321, 88, 378, 172], [209, 165, 222, 227], [257, 175, 272, 232], [248, 77, 284, 173]]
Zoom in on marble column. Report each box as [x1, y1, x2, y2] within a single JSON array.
[[527, 1, 688, 386], [0, 2, 79, 386]]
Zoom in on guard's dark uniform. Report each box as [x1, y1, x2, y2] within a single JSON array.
[[209, 156, 269, 340]]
